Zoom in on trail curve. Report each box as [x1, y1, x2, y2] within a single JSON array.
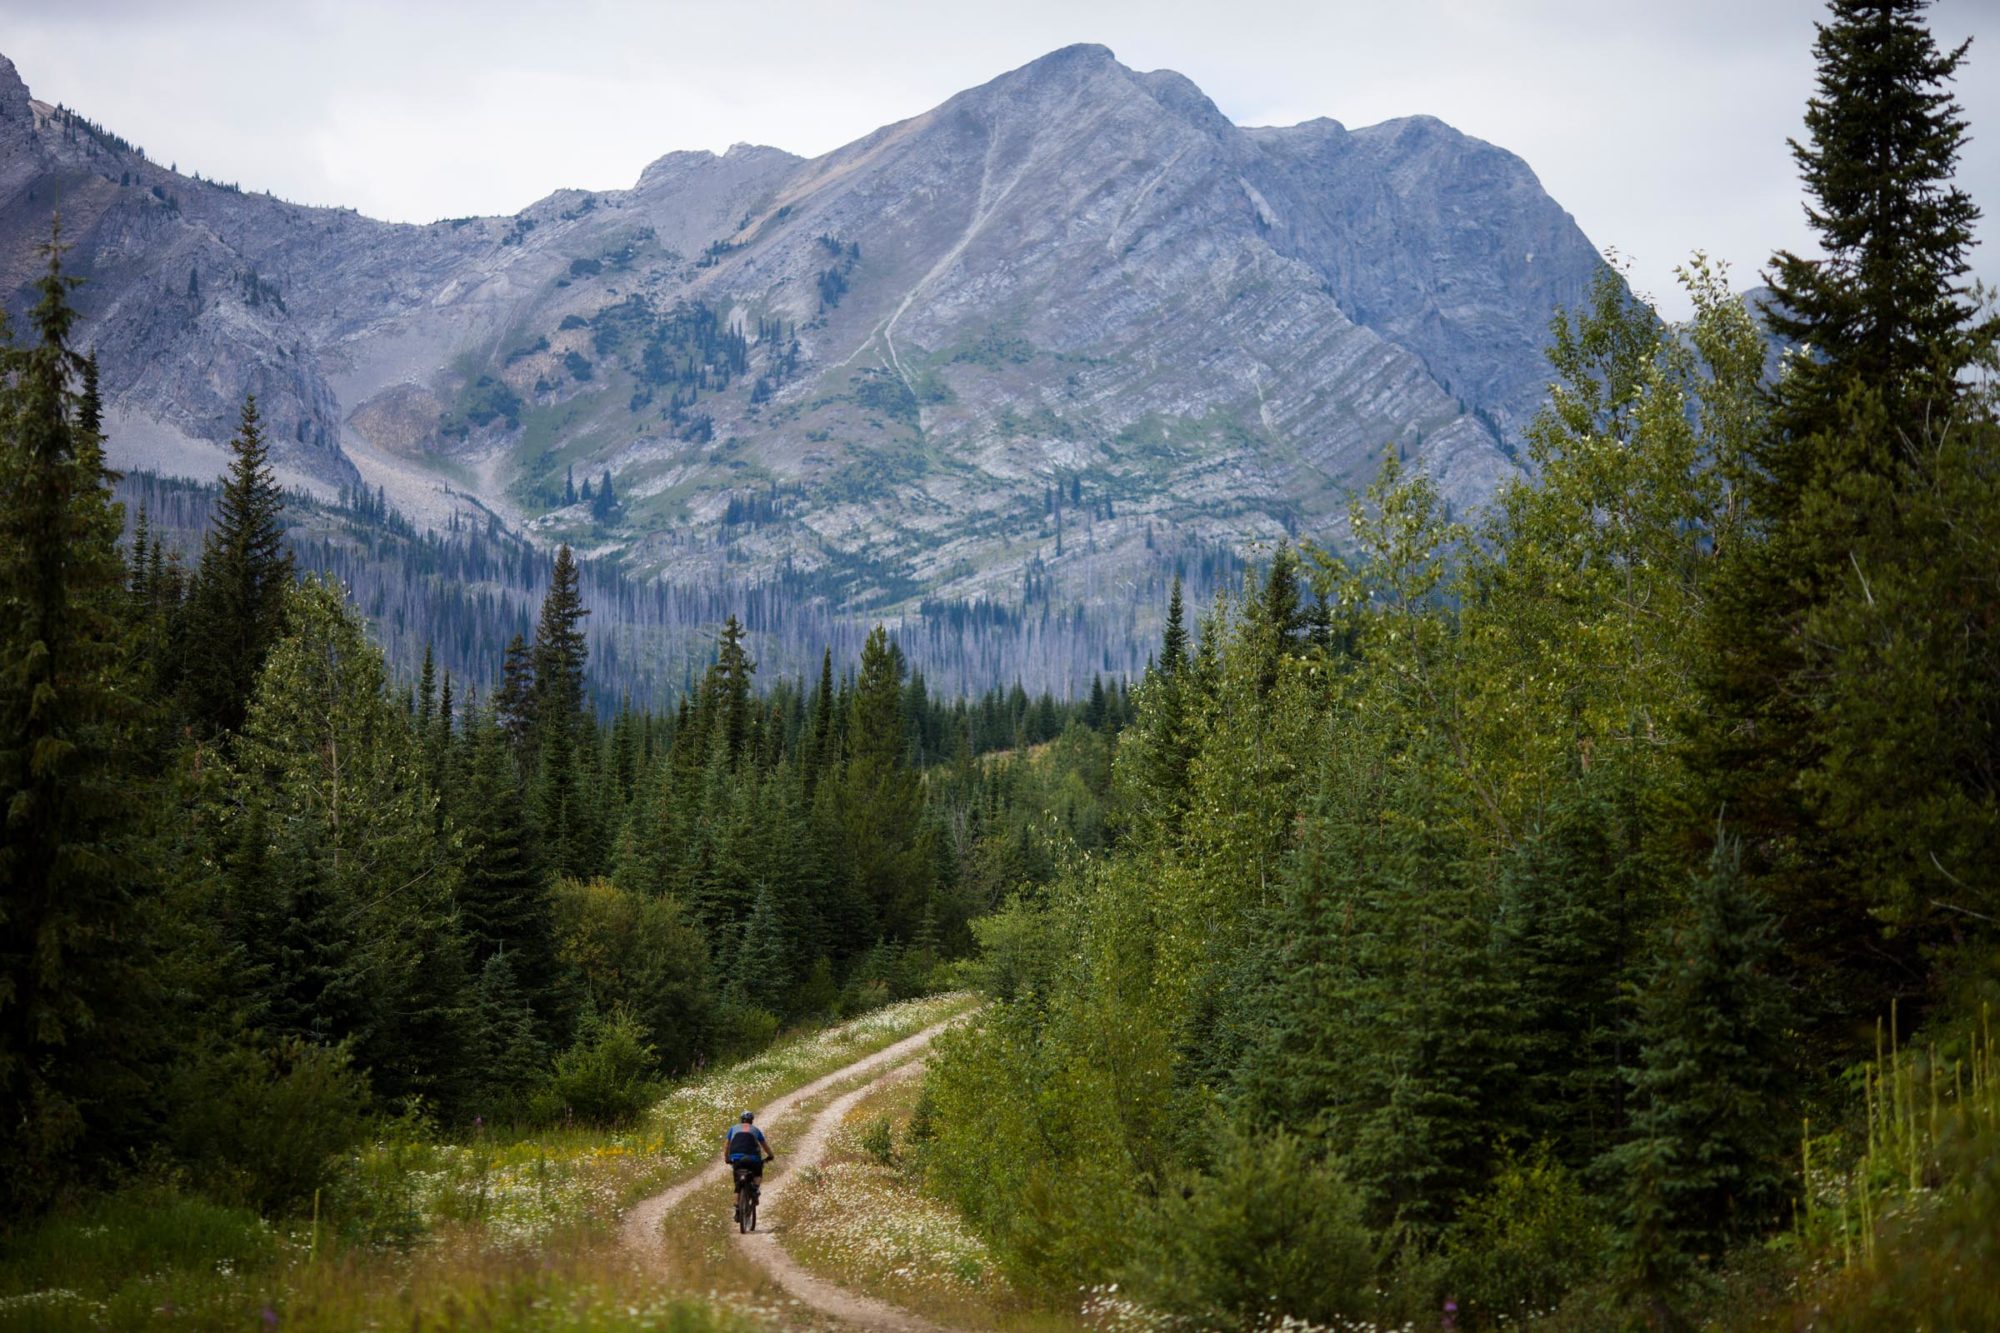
[[619, 1016, 963, 1332]]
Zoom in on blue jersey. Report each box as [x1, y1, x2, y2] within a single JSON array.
[[724, 1124, 768, 1162]]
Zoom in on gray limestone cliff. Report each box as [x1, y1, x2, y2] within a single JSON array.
[[0, 45, 1607, 625]]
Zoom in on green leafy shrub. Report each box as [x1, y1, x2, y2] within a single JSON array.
[[324, 1101, 436, 1246], [1441, 1148, 1608, 1323], [861, 1115, 895, 1165], [531, 1007, 659, 1126], [968, 895, 1056, 1003], [167, 1037, 372, 1212], [1126, 1121, 1375, 1327], [719, 1004, 780, 1058]]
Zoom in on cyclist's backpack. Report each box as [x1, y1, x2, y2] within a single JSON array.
[[727, 1127, 762, 1159]]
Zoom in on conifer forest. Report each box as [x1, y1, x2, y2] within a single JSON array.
[[2, 1, 1998, 1329]]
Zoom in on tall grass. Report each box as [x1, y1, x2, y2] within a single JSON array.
[[1785, 1002, 1999, 1328]]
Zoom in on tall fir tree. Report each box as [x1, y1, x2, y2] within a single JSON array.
[[224, 576, 472, 1110], [833, 627, 933, 943], [531, 546, 591, 878], [0, 234, 156, 1210], [179, 394, 294, 735], [1602, 838, 1792, 1308], [1698, 0, 1997, 1023]]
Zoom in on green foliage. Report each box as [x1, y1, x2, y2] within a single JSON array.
[[1603, 839, 1794, 1299], [0, 236, 156, 1212], [1441, 1149, 1609, 1324], [221, 576, 471, 1109], [0, 1185, 277, 1322], [860, 1114, 895, 1165], [175, 393, 294, 734], [551, 878, 714, 1074], [439, 374, 524, 437], [167, 1037, 372, 1212], [1694, 0, 1999, 1034], [1127, 1121, 1375, 1328], [531, 1006, 659, 1126]]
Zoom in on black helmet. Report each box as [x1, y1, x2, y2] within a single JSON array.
[[740, 1111, 755, 1123]]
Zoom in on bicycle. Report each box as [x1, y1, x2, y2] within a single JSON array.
[[733, 1163, 761, 1233]]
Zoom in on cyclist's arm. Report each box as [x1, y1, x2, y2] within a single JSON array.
[[759, 1128, 775, 1160]]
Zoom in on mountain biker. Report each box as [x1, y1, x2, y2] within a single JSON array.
[[724, 1110, 775, 1195]]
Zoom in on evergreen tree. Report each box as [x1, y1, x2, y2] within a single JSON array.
[[833, 627, 933, 942], [804, 647, 836, 797], [495, 632, 535, 757], [1765, 0, 1987, 432], [531, 546, 591, 877], [0, 235, 156, 1209], [224, 576, 472, 1109], [1603, 839, 1792, 1303], [469, 950, 547, 1115], [453, 706, 554, 1006], [706, 614, 755, 766], [178, 394, 294, 734], [1698, 0, 1998, 1022], [590, 468, 618, 522], [1161, 575, 1188, 679]]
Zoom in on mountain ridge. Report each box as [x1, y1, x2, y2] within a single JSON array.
[[0, 44, 1607, 685]]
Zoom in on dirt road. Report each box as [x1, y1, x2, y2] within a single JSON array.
[[620, 1017, 961, 1331]]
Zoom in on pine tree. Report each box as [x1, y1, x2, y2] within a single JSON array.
[[1161, 575, 1189, 678], [178, 394, 294, 734], [706, 615, 755, 766], [833, 627, 933, 940], [1765, 0, 1987, 433], [804, 647, 836, 797], [453, 706, 552, 994], [590, 468, 618, 522], [416, 643, 436, 733], [0, 233, 156, 1209], [225, 576, 472, 1109], [470, 950, 547, 1114], [532, 546, 591, 878], [1602, 839, 1792, 1300], [495, 632, 535, 758], [1697, 0, 1997, 1023]]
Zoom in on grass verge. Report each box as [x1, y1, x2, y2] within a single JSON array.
[[0, 993, 975, 1332]]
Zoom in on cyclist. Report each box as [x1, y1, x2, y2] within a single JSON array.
[[724, 1110, 775, 1205]]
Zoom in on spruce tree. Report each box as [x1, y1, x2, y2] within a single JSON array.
[[179, 394, 294, 734], [453, 707, 552, 990], [226, 577, 472, 1109], [804, 647, 836, 797], [1602, 839, 1792, 1299], [470, 950, 547, 1114], [0, 236, 155, 1209], [1161, 575, 1188, 678], [706, 614, 755, 766], [495, 632, 535, 758], [531, 545, 591, 878], [1697, 0, 1996, 1020], [1766, 0, 1986, 432], [834, 627, 933, 940]]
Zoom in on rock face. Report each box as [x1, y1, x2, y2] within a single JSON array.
[[0, 45, 1605, 626]]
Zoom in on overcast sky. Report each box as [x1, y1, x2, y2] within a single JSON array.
[[11, 0, 1998, 317]]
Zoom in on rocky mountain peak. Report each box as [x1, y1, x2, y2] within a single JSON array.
[[0, 45, 1611, 688]]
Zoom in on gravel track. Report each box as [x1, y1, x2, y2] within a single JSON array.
[[619, 1017, 962, 1331]]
